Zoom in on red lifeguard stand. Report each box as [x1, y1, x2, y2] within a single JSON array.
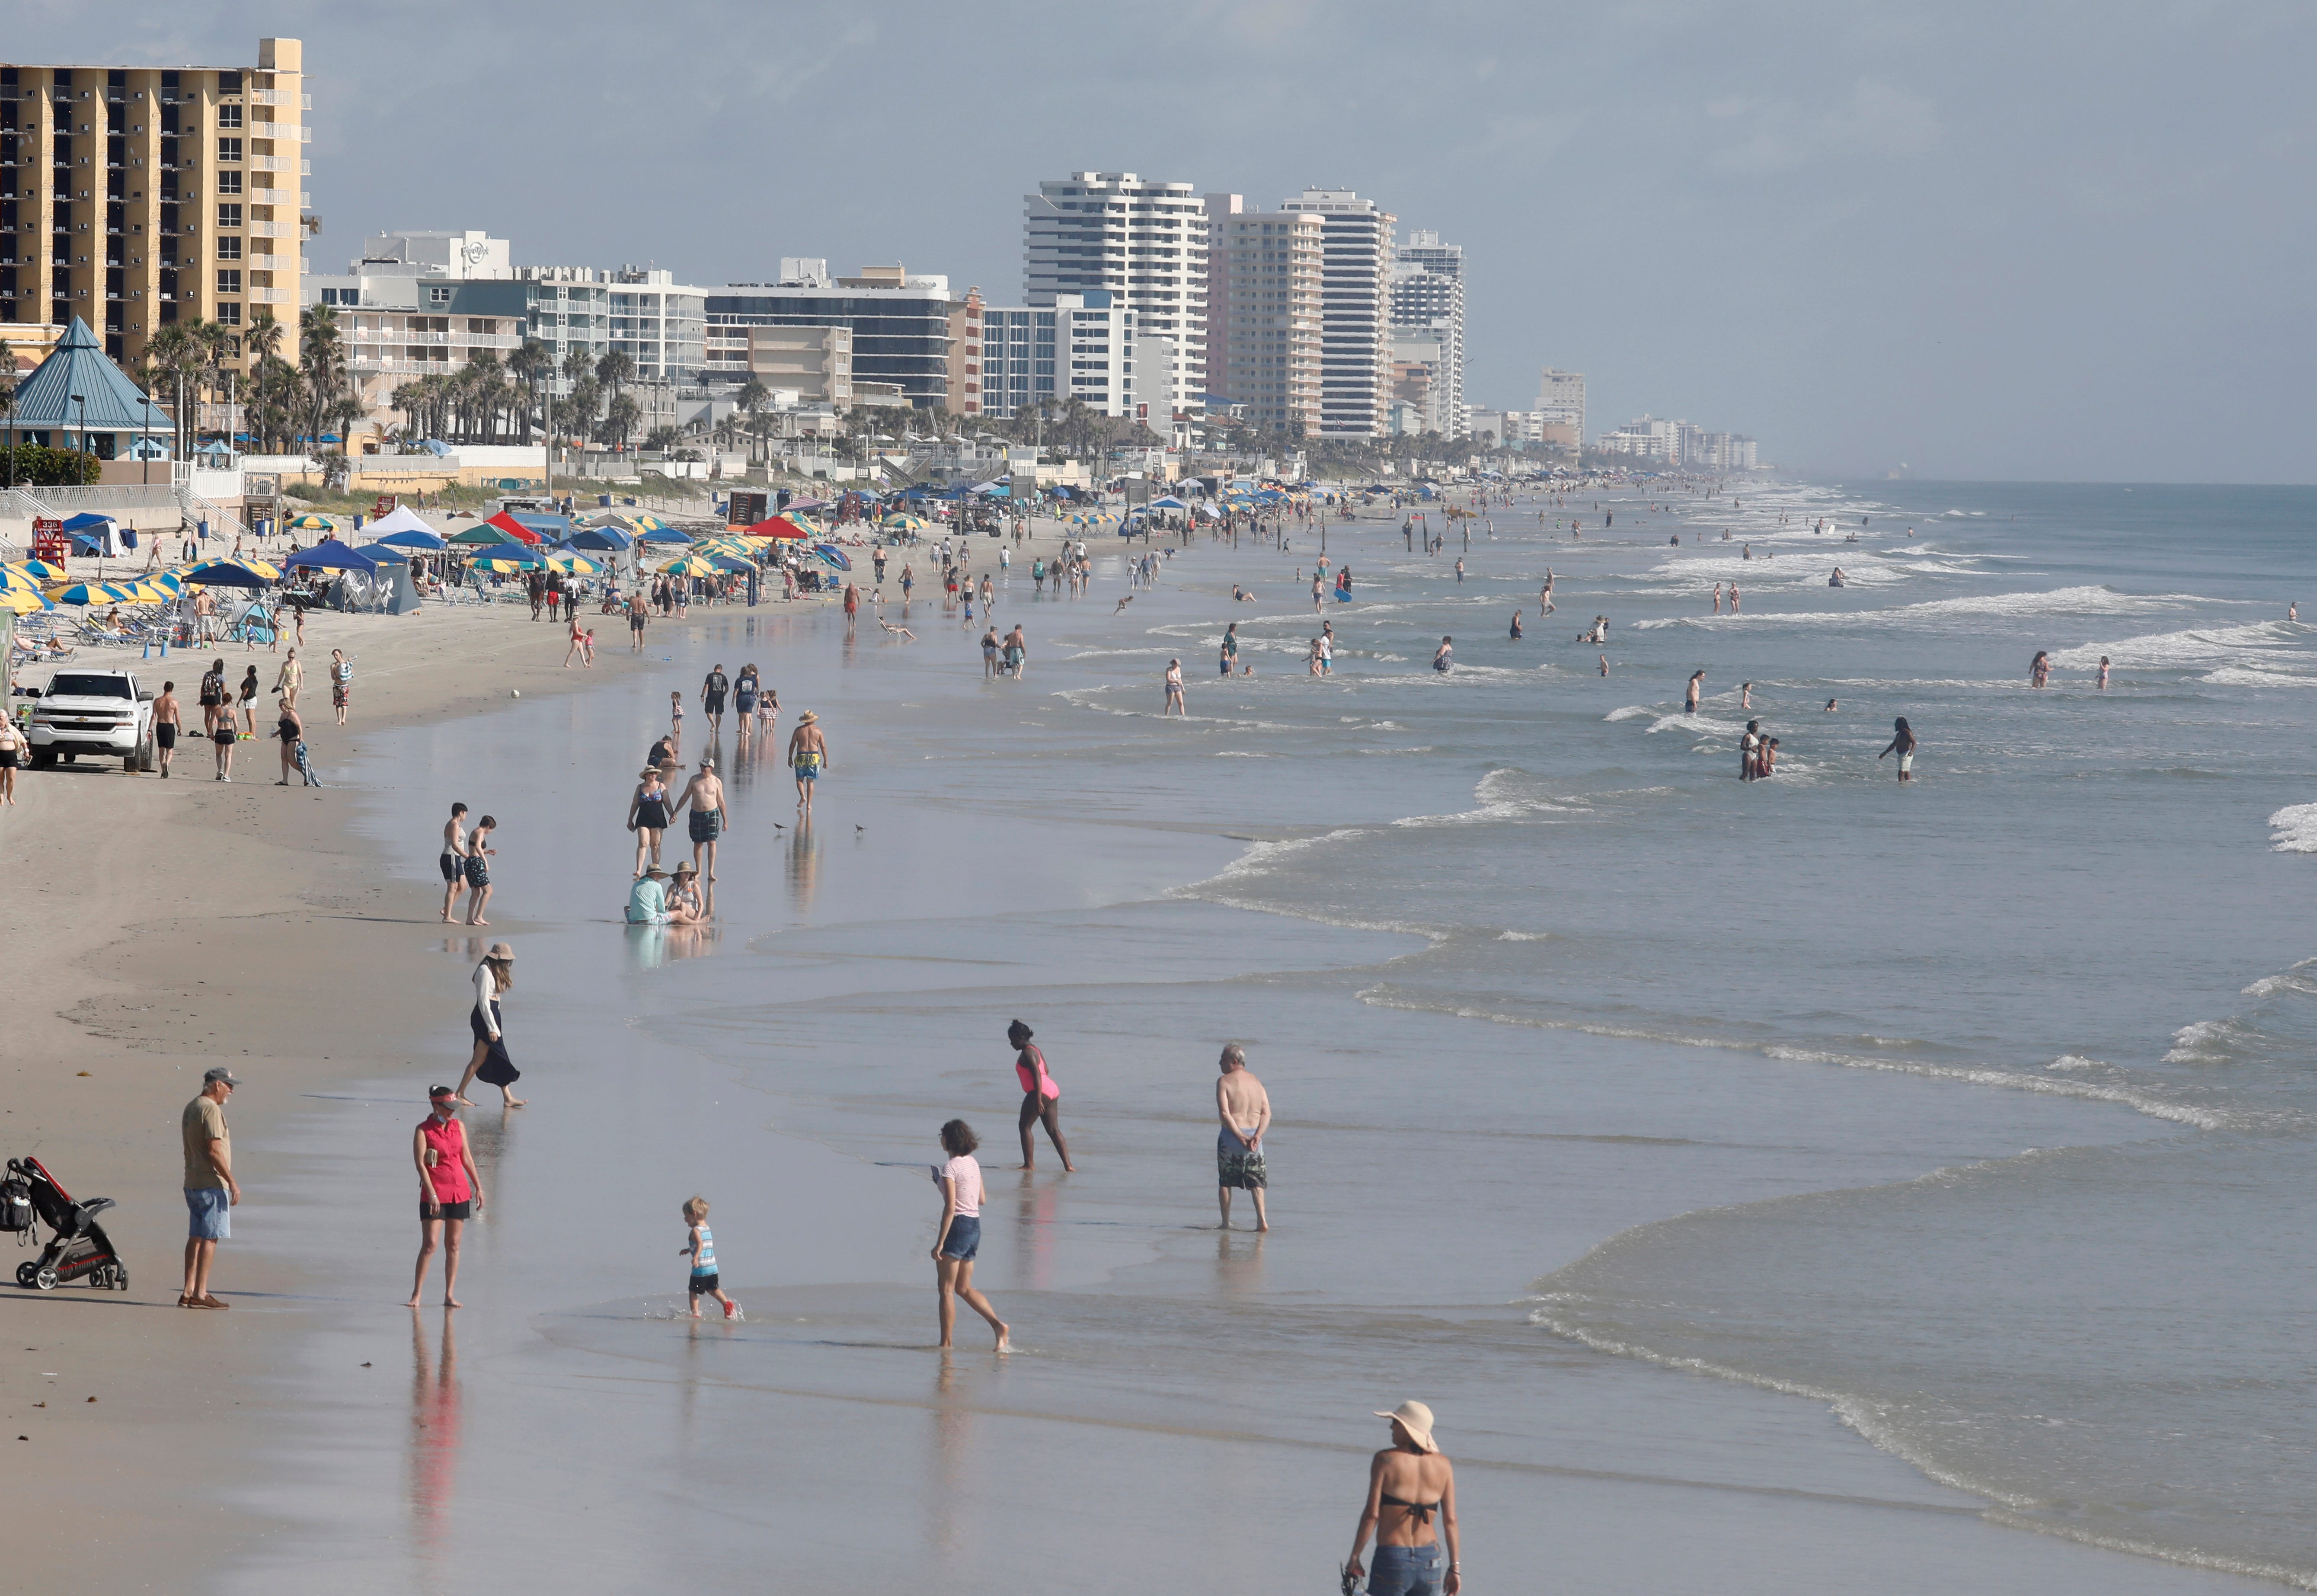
[[29, 516, 67, 565]]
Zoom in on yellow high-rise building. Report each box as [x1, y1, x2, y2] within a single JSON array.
[[1, 37, 307, 380]]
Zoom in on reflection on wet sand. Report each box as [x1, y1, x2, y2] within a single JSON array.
[[1008, 1169, 1059, 1293], [787, 818, 822, 915], [929, 1354, 976, 1561], [1214, 1229, 1266, 1296], [406, 1309, 460, 1560], [625, 921, 721, 971]]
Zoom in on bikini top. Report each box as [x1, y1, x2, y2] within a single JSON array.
[[1381, 1492, 1443, 1525]]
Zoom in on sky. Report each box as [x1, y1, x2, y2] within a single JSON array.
[[28, 1, 2317, 481]]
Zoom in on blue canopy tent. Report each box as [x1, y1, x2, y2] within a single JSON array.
[[285, 542, 387, 573], [1149, 496, 1187, 509], [639, 528, 693, 546], [371, 527, 447, 551], [565, 526, 633, 552], [180, 560, 273, 589]]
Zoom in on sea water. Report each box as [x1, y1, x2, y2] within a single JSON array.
[[247, 482, 2316, 1593]]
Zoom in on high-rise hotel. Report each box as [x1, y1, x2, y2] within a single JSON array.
[[1, 37, 308, 370]]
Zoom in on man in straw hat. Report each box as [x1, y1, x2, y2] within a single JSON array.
[[1346, 1400, 1461, 1594], [786, 710, 829, 812]]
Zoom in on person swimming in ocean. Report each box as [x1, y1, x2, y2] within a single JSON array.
[[1509, 611, 1524, 640], [1432, 636, 1453, 674]]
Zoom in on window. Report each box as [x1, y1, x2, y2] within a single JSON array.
[[217, 105, 242, 129], [217, 72, 242, 94], [215, 301, 241, 326], [216, 236, 240, 260], [217, 269, 240, 294], [217, 170, 241, 195], [217, 203, 241, 228], [217, 138, 241, 163], [428, 285, 451, 304]]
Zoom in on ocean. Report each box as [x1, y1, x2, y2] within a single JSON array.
[[246, 480, 2315, 1593]]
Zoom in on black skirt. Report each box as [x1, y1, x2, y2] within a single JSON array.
[[470, 1003, 521, 1085]]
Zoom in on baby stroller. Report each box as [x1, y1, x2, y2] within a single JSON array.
[[3, 1157, 128, 1292]]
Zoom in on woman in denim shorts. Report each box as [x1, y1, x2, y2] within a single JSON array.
[[1345, 1401, 1462, 1596]]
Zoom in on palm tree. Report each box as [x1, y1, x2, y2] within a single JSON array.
[[736, 377, 769, 416], [299, 304, 348, 456], [507, 339, 551, 443], [601, 391, 642, 449], [243, 310, 285, 456], [594, 348, 635, 399]]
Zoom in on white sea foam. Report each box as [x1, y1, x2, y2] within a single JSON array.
[[2048, 620, 2306, 672], [2269, 803, 2317, 853], [1631, 585, 2206, 631]]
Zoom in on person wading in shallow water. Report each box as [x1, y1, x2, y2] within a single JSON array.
[[1215, 1043, 1270, 1231], [1010, 1020, 1075, 1171]]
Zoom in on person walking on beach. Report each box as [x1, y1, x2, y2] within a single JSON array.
[[1215, 1043, 1270, 1231], [930, 1119, 1009, 1352], [273, 694, 307, 785], [0, 713, 23, 803], [701, 663, 729, 736], [211, 693, 239, 781], [454, 942, 524, 1108], [329, 649, 353, 723], [1345, 1401, 1461, 1596], [1879, 717, 1917, 783], [667, 691, 686, 763], [407, 1086, 484, 1308], [680, 1196, 740, 1320], [671, 758, 727, 885], [198, 658, 225, 739], [787, 710, 828, 811], [428, 804, 469, 924], [462, 814, 497, 926], [237, 665, 260, 739], [1004, 624, 1028, 680], [148, 681, 179, 779], [274, 649, 302, 710], [1686, 669, 1705, 714], [179, 1066, 240, 1309], [628, 765, 672, 876], [1164, 659, 1186, 715], [628, 595, 648, 653], [1010, 1020, 1076, 1171], [733, 665, 760, 738]]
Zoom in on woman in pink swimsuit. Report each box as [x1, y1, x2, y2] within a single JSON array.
[[1010, 1019, 1076, 1171]]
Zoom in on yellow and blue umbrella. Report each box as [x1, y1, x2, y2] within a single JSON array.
[[470, 556, 541, 575], [286, 513, 336, 532], [45, 581, 131, 606], [659, 554, 722, 577], [544, 551, 601, 574], [0, 585, 53, 614]]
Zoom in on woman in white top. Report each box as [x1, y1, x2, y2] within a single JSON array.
[[931, 1119, 1008, 1351], [454, 942, 525, 1108]]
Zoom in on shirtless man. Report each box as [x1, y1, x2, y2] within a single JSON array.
[[786, 710, 829, 812], [152, 680, 181, 779], [438, 803, 470, 922], [1686, 669, 1705, 714], [1215, 1044, 1271, 1231], [669, 758, 728, 885]]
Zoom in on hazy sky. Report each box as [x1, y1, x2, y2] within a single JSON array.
[[32, 1, 2316, 480]]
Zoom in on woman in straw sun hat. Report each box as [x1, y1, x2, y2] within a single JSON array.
[[1345, 1400, 1461, 1595]]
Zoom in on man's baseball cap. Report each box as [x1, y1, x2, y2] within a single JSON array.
[[203, 1066, 242, 1087]]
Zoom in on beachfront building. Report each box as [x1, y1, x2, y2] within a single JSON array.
[[0, 38, 310, 378], [1201, 195, 1324, 436], [1278, 189, 1394, 440], [945, 287, 984, 420], [1598, 415, 1679, 461], [599, 269, 706, 386], [972, 304, 1053, 420], [703, 324, 854, 408], [1022, 173, 1207, 417], [977, 291, 1166, 421], [1390, 331, 1454, 436], [1535, 367, 1585, 444], [704, 262, 954, 410], [1390, 230, 1465, 437], [6, 314, 172, 457]]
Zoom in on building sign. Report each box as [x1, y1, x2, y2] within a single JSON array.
[[728, 491, 768, 527]]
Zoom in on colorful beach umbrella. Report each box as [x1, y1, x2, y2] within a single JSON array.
[[544, 551, 601, 574], [470, 555, 542, 574], [813, 544, 852, 572], [44, 581, 131, 606], [658, 555, 722, 577], [881, 513, 928, 531], [286, 513, 335, 532], [0, 585, 53, 614], [6, 559, 67, 581]]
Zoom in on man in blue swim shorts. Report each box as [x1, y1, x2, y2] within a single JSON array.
[[180, 1066, 241, 1308]]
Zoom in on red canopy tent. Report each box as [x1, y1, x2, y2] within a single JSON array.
[[741, 515, 813, 540], [486, 511, 545, 544]]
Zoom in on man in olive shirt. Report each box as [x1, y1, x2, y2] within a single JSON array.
[[180, 1066, 241, 1309]]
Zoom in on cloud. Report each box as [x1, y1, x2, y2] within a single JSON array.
[[1708, 77, 1939, 175]]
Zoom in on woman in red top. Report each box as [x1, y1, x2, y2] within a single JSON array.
[[407, 1087, 486, 1308], [1010, 1020, 1076, 1171]]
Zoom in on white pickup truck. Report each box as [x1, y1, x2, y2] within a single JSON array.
[[24, 668, 159, 772]]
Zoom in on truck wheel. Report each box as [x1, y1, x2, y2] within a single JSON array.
[[29, 749, 55, 770]]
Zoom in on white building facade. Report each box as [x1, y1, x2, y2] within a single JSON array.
[[1279, 189, 1394, 439], [1535, 368, 1585, 444], [1390, 230, 1465, 436], [1023, 173, 1207, 414]]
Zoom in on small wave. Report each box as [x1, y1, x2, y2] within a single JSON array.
[[2267, 803, 2317, 854], [1631, 585, 2205, 631], [2242, 961, 2317, 999], [2161, 1018, 2253, 1066], [1496, 930, 1553, 942], [2046, 1055, 2104, 1071], [2049, 620, 2306, 672]]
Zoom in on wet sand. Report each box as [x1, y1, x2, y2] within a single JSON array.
[[9, 512, 2263, 1593]]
